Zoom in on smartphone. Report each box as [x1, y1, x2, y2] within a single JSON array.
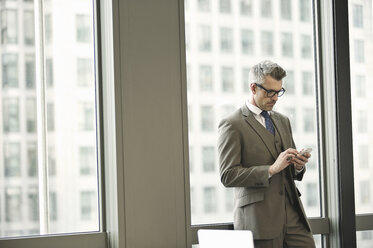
[[299, 148, 312, 156]]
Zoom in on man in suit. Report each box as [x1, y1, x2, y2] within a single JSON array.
[[218, 60, 316, 248]]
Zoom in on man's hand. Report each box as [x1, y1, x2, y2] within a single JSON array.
[[291, 150, 311, 171], [269, 148, 298, 177]]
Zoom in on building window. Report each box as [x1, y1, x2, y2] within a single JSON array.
[[77, 58, 93, 87], [306, 183, 317, 207], [261, 0, 272, 18], [201, 106, 214, 131], [202, 146, 215, 172], [5, 187, 22, 222], [357, 110, 368, 133], [198, 25, 212, 52], [221, 67, 234, 92], [358, 145, 369, 169], [284, 107, 296, 132], [301, 34, 312, 59], [242, 67, 250, 92], [281, 33, 293, 57], [25, 54, 36, 89], [354, 40, 365, 63], [280, 0, 292, 20], [79, 146, 95, 175], [2, 54, 18, 88], [49, 192, 57, 221], [352, 4, 363, 28], [285, 70, 295, 95], [241, 29, 254, 55], [225, 188, 234, 212], [76, 14, 92, 43], [300, 0, 311, 22], [361, 231, 373, 240], [303, 108, 315, 133], [26, 98, 37, 133], [28, 189, 39, 221], [46, 58, 54, 87], [261, 31, 273, 56], [23, 10, 34, 45], [220, 27, 233, 53], [221, 105, 235, 119], [355, 75, 366, 98], [302, 71, 313, 95], [27, 142, 38, 177], [4, 142, 21, 177], [3, 98, 20, 133], [360, 181, 370, 205], [219, 0, 231, 14], [0, 9, 18, 44], [240, 0, 252, 16], [198, 0, 211, 12], [44, 14, 53, 44], [47, 102, 55, 132], [79, 102, 95, 131], [199, 65, 213, 91], [203, 187, 217, 213], [80, 191, 95, 221], [48, 146, 56, 176]]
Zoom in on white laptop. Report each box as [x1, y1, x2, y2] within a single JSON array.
[[197, 229, 254, 248]]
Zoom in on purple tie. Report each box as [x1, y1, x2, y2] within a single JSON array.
[[261, 111, 275, 135]]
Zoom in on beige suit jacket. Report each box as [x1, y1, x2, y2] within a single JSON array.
[[218, 104, 311, 240]]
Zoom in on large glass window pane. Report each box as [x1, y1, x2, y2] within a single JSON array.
[[349, 0, 373, 244], [0, 0, 99, 238], [185, 0, 321, 226]]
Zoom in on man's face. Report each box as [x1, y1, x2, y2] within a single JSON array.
[[252, 75, 283, 111]]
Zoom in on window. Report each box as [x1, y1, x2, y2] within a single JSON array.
[[355, 75, 366, 97], [80, 191, 96, 221], [44, 14, 52, 44], [284, 70, 295, 94], [242, 67, 250, 92], [5, 187, 22, 222], [225, 188, 234, 212], [202, 146, 215, 172], [359, 181, 370, 205], [46, 58, 54, 87], [240, 0, 252, 16], [300, 0, 311, 22], [2, 54, 18, 88], [352, 4, 363, 28], [203, 187, 217, 213], [49, 192, 57, 221], [28, 189, 39, 221], [79, 146, 95, 175], [26, 98, 37, 133], [0, 9, 18, 44], [201, 106, 214, 131], [27, 142, 38, 177], [23, 11, 34, 45], [3, 98, 20, 133], [221, 105, 235, 119], [354, 40, 365, 63], [281, 33, 293, 57], [302, 71, 313, 95], [358, 145, 369, 168], [306, 183, 317, 207], [76, 14, 92, 43], [220, 27, 233, 53], [198, 0, 210, 12], [4, 143, 21, 177], [221, 67, 234, 92], [198, 25, 212, 52], [357, 110, 367, 133], [78, 102, 95, 131], [281, 0, 292, 20], [25, 54, 36, 89], [303, 108, 315, 132], [47, 102, 55, 132], [301, 34, 312, 58], [261, 0, 272, 18], [77, 58, 93, 87], [284, 107, 297, 132], [241, 29, 254, 55], [199, 65, 213, 91], [219, 0, 231, 14], [261, 31, 273, 56]]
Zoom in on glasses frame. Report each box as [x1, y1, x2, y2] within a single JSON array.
[[255, 83, 286, 97]]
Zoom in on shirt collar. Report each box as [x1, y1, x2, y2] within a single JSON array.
[[245, 99, 271, 116]]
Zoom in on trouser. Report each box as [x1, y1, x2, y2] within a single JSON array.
[[254, 194, 316, 248]]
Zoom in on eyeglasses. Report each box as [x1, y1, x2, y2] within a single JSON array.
[[255, 83, 286, 97]]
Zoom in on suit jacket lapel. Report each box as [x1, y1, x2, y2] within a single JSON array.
[[241, 105, 278, 160]]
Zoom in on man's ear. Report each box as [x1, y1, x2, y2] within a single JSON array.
[[249, 83, 256, 94]]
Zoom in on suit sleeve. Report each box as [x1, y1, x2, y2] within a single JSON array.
[[218, 119, 270, 188]]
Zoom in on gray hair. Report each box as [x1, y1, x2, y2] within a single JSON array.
[[248, 60, 286, 85]]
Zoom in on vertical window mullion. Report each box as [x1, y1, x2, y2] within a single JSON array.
[[34, 0, 49, 234]]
